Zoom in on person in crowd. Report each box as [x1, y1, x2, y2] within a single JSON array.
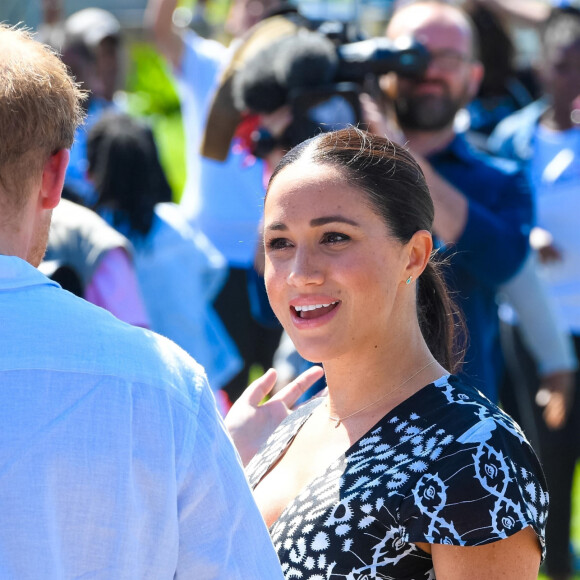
[[489, 7, 580, 578], [145, 0, 284, 404], [87, 111, 242, 396], [462, 1, 537, 146], [0, 24, 284, 578], [373, 0, 534, 403], [385, 1, 578, 429], [42, 197, 150, 328], [58, 7, 127, 205], [228, 126, 547, 578]]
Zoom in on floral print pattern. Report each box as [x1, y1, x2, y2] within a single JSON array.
[[247, 375, 548, 579]]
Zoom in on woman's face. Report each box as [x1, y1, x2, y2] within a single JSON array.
[[263, 160, 412, 364]]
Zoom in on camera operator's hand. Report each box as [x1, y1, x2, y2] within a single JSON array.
[[259, 105, 293, 174], [359, 91, 468, 244], [359, 93, 406, 146]]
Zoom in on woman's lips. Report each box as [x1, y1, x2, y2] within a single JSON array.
[[293, 301, 339, 320], [289, 301, 341, 330]]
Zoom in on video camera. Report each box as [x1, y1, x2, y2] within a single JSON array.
[[200, 12, 430, 161]]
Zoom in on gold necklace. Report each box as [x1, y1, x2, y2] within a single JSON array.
[[327, 359, 438, 428]]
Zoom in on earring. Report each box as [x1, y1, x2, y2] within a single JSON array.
[[406, 275, 413, 285]]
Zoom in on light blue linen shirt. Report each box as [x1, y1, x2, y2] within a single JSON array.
[[0, 255, 283, 579]]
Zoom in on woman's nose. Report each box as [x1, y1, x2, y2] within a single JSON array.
[[287, 249, 324, 286]]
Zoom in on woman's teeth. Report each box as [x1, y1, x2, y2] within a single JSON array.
[[294, 303, 335, 312], [293, 302, 338, 318]]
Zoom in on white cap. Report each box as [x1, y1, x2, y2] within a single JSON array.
[[64, 8, 121, 50]]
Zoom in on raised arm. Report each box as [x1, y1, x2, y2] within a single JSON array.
[[500, 251, 577, 428], [144, 0, 184, 70], [473, 0, 550, 27]]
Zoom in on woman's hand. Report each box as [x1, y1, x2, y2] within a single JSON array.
[[225, 366, 325, 466]]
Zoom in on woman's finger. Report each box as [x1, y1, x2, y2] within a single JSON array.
[[244, 368, 279, 406], [273, 366, 325, 408]]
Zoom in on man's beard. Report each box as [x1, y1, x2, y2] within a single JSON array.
[[394, 92, 462, 132]]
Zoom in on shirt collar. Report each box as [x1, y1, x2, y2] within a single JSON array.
[[428, 132, 475, 165], [0, 255, 60, 291]]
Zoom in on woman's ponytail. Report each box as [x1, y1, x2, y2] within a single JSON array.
[[417, 258, 466, 373]]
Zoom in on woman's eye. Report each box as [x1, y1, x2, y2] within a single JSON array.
[[266, 237, 292, 251], [322, 232, 350, 244]]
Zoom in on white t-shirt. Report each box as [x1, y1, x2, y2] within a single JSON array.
[[127, 202, 243, 390], [176, 31, 266, 268], [529, 124, 580, 333]]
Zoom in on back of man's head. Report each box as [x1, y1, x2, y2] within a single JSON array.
[[0, 24, 85, 217]]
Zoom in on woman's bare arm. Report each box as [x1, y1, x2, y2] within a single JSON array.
[[418, 526, 541, 579]]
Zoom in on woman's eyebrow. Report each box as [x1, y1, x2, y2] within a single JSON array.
[[265, 222, 287, 232], [310, 216, 360, 227], [265, 216, 360, 232]]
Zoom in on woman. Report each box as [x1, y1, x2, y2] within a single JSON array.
[[229, 127, 547, 578]]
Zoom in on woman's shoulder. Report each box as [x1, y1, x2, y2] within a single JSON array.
[[417, 374, 522, 426], [411, 374, 539, 460], [394, 374, 548, 556]]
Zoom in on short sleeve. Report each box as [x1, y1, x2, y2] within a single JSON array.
[[401, 414, 548, 558]]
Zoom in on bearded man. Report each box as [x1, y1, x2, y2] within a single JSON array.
[[370, 0, 533, 402]]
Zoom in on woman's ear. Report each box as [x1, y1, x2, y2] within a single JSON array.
[[404, 229, 433, 281], [40, 149, 70, 210]]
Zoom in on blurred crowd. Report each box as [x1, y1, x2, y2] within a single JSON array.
[[9, 0, 580, 576]]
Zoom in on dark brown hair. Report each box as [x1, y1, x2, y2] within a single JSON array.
[[268, 126, 464, 372]]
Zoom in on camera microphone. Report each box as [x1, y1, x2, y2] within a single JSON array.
[[204, 12, 431, 161], [232, 31, 338, 114]]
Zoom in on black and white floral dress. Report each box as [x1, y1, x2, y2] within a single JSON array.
[[247, 374, 548, 579]]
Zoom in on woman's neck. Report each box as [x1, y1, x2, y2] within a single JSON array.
[[321, 328, 443, 422]]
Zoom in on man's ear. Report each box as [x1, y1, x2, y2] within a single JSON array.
[[467, 60, 484, 100], [40, 149, 70, 210]]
